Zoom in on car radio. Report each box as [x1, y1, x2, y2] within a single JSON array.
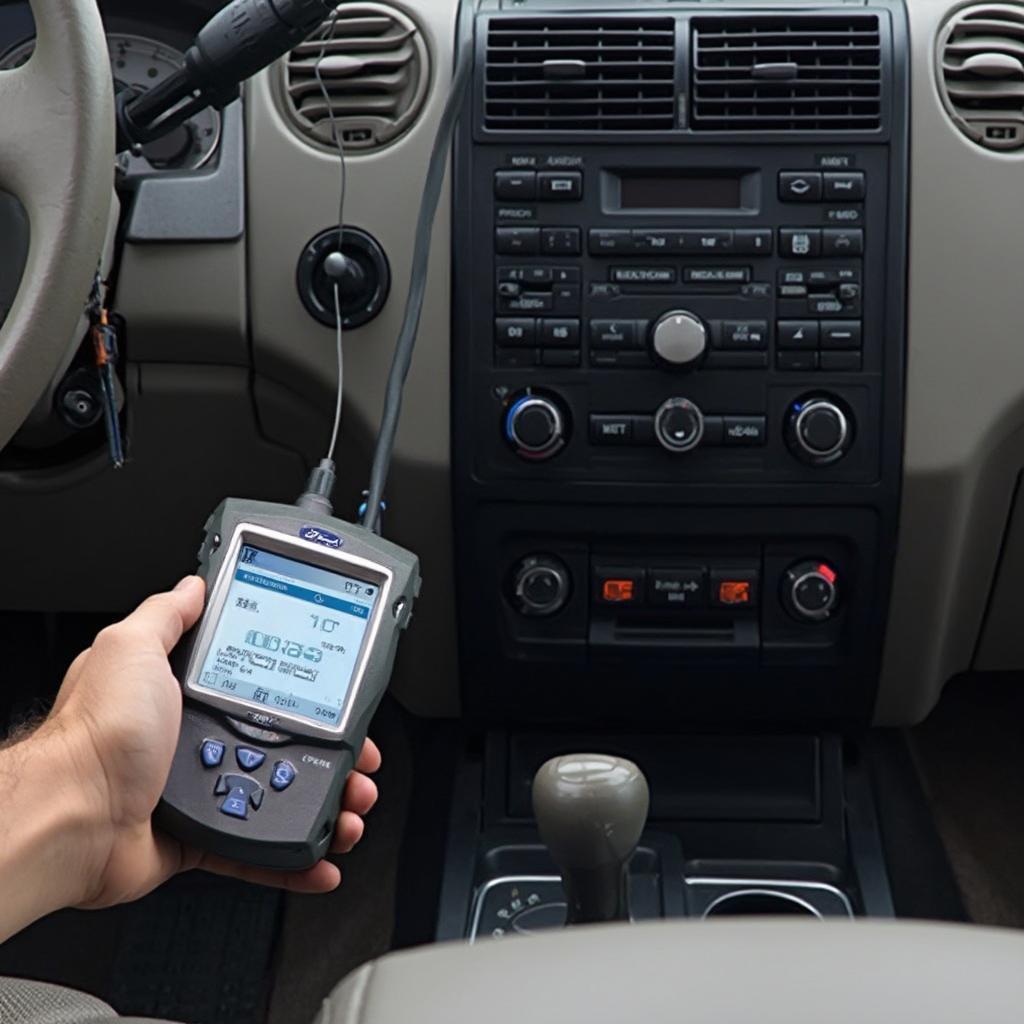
[[451, 4, 909, 727]]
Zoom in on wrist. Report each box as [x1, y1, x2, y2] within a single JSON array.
[[0, 719, 115, 926]]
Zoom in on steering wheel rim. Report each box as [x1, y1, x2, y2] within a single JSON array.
[[0, 0, 114, 450]]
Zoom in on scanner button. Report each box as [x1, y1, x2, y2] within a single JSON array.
[[236, 747, 266, 771], [220, 788, 250, 820], [200, 740, 225, 768], [271, 761, 297, 792]]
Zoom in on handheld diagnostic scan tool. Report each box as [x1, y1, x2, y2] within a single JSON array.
[[157, 500, 419, 869]]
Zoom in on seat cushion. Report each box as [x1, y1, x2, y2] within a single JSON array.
[[315, 919, 1024, 1024], [0, 979, 117, 1024]]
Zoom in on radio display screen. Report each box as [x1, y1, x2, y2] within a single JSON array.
[[194, 545, 379, 727], [617, 172, 744, 211]]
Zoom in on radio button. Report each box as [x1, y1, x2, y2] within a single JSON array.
[[495, 170, 537, 201], [590, 415, 634, 445], [820, 352, 862, 372], [780, 229, 822, 258], [648, 568, 707, 608], [714, 320, 769, 351], [778, 321, 820, 350], [541, 350, 581, 368], [590, 319, 640, 350], [538, 170, 582, 201], [496, 319, 536, 346], [682, 229, 733, 251], [540, 318, 581, 347], [824, 171, 865, 201], [684, 267, 750, 284], [704, 352, 769, 370], [723, 416, 767, 446], [554, 267, 581, 283], [594, 568, 645, 606], [496, 227, 540, 255], [632, 229, 684, 254], [822, 228, 863, 256], [777, 351, 819, 372], [612, 266, 677, 285], [499, 266, 553, 285], [588, 229, 632, 254], [654, 398, 705, 453], [505, 293, 553, 313], [496, 349, 540, 369], [711, 569, 759, 608], [541, 227, 581, 255], [779, 172, 823, 202], [808, 296, 844, 315], [734, 229, 774, 255], [821, 321, 862, 349]]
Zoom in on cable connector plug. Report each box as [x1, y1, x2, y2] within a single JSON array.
[[296, 458, 337, 516]]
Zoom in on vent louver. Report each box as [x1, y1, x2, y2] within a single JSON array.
[[938, 4, 1024, 152], [691, 15, 884, 132], [483, 17, 677, 132], [280, 3, 429, 153]]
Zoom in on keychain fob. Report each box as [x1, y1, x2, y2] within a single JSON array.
[[157, 498, 420, 870]]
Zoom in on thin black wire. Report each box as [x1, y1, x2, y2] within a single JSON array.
[[313, 7, 347, 464]]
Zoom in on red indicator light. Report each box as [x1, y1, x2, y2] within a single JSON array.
[[718, 581, 752, 606], [817, 563, 837, 584], [602, 579, 635, 603]]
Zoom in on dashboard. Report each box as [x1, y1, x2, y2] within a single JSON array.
[[0, 0, 1022, 728]]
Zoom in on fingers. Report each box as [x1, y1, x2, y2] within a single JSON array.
[[98, 576, 206, 657], [344, 771, 378, 816], [331, 811, 365, 854], [190, 848, 342, 894], [356, 737, 382, 774]]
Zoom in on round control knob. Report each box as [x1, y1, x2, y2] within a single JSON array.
[[512, 556, 571, 617], [651, 311, 708, 369], [505, 393, 567, 460], [654, 398, 705, 453], [783, 561, 839, 623], [786, 397, 853, 465]]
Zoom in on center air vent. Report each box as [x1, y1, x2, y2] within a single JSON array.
[[937, 4, 1024, 152], [483, 17, 677, 132], [280, 3, 429, 153], [691, 15, 884, 132]]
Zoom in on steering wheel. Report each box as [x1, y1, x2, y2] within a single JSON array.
[[0, 0, 114, 449]]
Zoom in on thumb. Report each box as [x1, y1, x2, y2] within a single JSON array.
[[119, 576, 207, 655]]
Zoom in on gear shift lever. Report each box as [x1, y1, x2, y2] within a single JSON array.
[[532, 754, 649, 926]]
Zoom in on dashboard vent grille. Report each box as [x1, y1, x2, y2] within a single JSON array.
[[938, 4, 1024, 151], [483, 17, 677, 132], [691, 15, 883, 132], [280, 2, 429, 153]]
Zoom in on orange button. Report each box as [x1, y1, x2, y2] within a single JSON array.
[[717, 580, 752, 606], [602, 579, 636, 603]]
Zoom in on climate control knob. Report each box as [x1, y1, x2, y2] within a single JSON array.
[[783, 561, 839, 623], [505, 393, 567, 460], [786, 397, 853, 465], [512, 556, 571, 617], [654, 398, 705, 453], [651, 311, 707, 369]]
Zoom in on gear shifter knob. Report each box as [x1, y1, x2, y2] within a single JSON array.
[[532, 753, 649, 926]]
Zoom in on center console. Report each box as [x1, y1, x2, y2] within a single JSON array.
[[452, 2, 909, 728]]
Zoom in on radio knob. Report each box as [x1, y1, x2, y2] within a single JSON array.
[[783, 560, 839, 623], [505, 393, 567, 460], [786, 397, 853, 465], [651, 311, 708, 369], [512, 555, 571, 617], [654, 397, 705, 453]]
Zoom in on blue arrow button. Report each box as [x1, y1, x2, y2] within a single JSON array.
[[220, 788, 249, 820], [236, 747, 266, 772]]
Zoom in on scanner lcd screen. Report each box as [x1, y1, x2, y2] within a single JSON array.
[[195, 545, 379, 726]]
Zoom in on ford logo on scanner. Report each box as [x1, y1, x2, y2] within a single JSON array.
[[299, 526, 343, 549]]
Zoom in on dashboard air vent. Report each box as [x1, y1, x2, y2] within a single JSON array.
[[483, 17, 677, 132], [691, 15, 883, 132], [937, 4, 1024, 152], [280, 2, 429, 153]]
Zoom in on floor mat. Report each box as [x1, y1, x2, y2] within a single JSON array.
[[909, 673, 1024, 929], [0, 874, 282, 1024]]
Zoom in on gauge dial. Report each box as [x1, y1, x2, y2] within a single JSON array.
[[0, 32, 221, 174]]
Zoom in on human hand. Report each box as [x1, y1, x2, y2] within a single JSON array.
[[45, 576, 380, 909]]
